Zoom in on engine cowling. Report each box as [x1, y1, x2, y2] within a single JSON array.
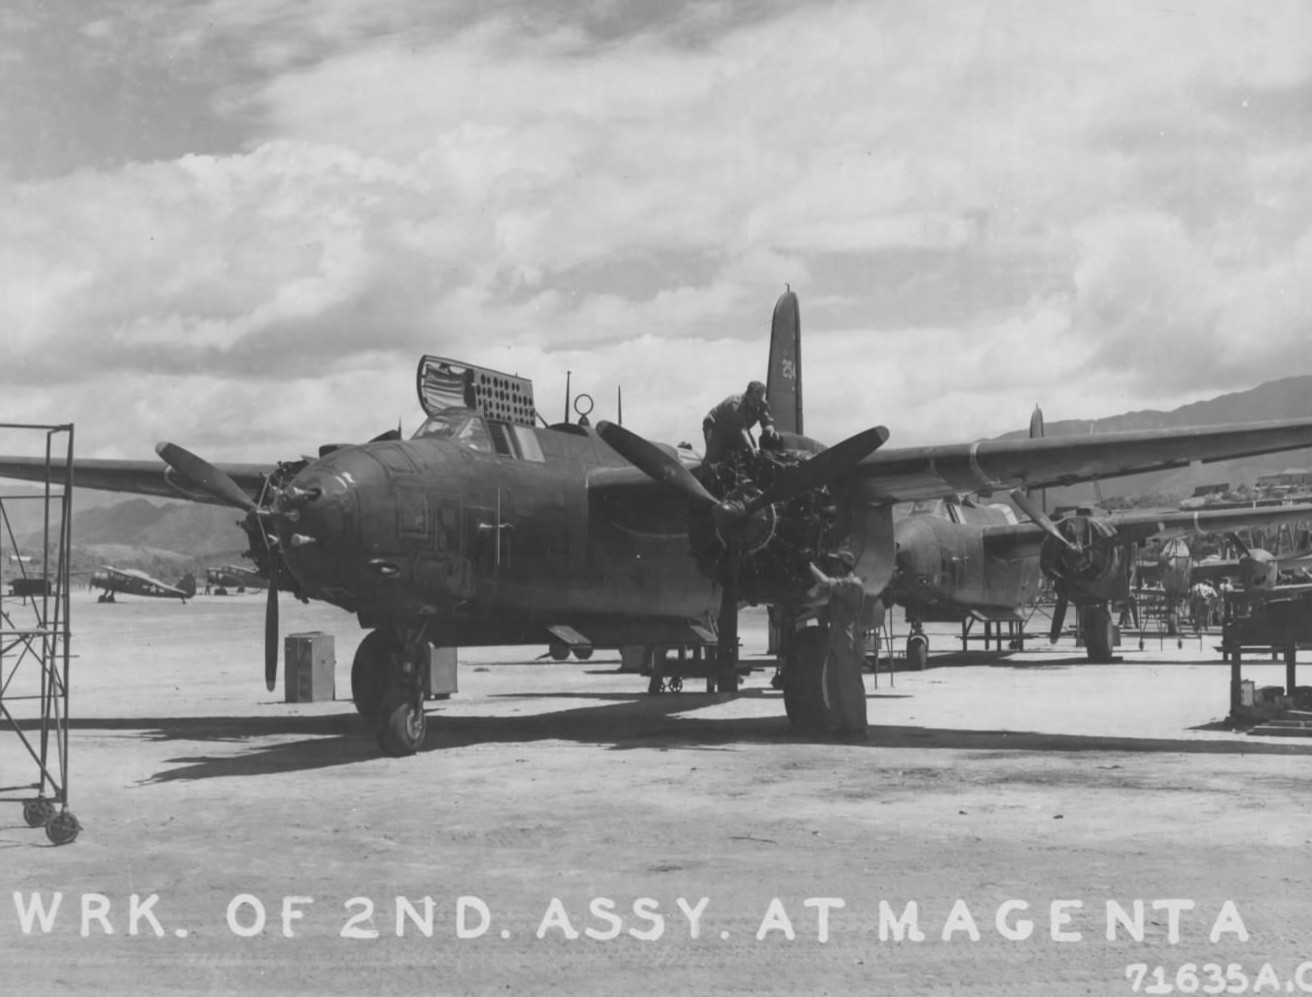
[[686, 448, 845, 606], [1038, 516, 1128, 603]]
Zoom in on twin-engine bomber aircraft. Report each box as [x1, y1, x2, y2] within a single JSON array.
[[5, 292, 1312, 755], [887, 494, 1312, 664]]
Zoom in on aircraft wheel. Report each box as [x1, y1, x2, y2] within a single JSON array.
[[783, 626, 828, 733], [1166, 612, 1179, 637], [572, 646, 593, 661], [1085, 605, 1115, 663], [351, 631, 390, 719], [45, 811, 82, 846], [377, 686, 426, 757], [907, 634, 929, 671], [548, 641, 570, 661], [22, 797, 55, 828]]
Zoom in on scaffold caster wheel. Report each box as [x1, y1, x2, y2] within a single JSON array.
[[45, 811, 81, 846], [22, 798, 55, 828]]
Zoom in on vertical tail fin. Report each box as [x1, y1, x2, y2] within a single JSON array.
[[766, 289, 803, 435], [1027, 405, 1046, 513]]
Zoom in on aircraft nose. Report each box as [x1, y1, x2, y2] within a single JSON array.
[[275, 449, 376, 595], [892, 518, 936, 586]]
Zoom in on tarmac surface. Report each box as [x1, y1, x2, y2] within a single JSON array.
[[4, 590, 1312, 996]]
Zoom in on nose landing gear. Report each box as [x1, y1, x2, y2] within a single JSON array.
[[353, 627, 432, 757]]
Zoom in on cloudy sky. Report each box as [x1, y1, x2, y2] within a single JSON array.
[[2, 0, 1311, 462]]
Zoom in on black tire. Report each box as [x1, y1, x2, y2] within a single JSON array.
[[549, 641, 570, 661], [1085, 604, 1115, 663], [351, 630, 390, 719], [45, 811, 81, 846], [23, 798, 54, 828], [783, 626, 828, 732], [377, 686, 427, 757], [907, 634, 929, 671], [572, 646, 593, 661]]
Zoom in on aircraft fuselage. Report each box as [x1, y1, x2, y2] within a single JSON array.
[[277, 425, 720, 645]]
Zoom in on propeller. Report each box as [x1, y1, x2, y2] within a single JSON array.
[[1010, 489, 1083, 642], [1009, 488, 1079, 552], [265, 573, 280, 691], [157, 441, 283, 692], [156, 442, 259, 512], [594, 422, 718, 508], [1225, 531, 1252, 558], [597, 420, 890, 688], [1049, 590, 1068, 643]]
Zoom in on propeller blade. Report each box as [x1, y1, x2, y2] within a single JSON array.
[[1010, 488, 1079, 552], [745, 425, 890, 513], [265, 572, 279, 692], [596, 421, 717, 507], [1225, 531, 1252, 558], [156, 442, 258, 512], [1049, 590, 1068, 643]]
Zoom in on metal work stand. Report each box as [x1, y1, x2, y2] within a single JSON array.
[[0, 423, 78, 845]]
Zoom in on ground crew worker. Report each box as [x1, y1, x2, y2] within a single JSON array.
[[701, 380, 778, 462], [808, 550, 868, 741]]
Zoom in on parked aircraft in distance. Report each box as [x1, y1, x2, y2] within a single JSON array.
[[6, 292, 1312, 755], [206, 563, 269, 594], [90, 567, 196, 603], [888, 495, 1312, 666]]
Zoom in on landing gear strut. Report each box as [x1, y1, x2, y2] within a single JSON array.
[[1082, 603, 1116, 663], [354, 627, 431, 756]]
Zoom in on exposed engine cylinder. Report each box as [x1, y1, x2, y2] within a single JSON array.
[[1038, 516, 1124, 593], [687, 448, 844, 606]]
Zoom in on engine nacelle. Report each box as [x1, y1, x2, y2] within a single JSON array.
[[1038, 516, 1128, 604]]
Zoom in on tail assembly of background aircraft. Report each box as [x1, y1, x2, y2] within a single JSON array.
[[7, 291, 1312, 754], [90, 566, 196, 603]]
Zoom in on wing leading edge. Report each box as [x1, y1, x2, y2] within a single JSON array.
[[0, 456, 273, 507], [855, 418, 1312, 504]]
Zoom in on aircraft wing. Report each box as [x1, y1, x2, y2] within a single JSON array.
[[855, 419, 1312, 503], [0, 456, 274, 506], [982, 503, 1312, 560]]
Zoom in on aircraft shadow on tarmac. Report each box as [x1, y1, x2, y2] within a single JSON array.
[[9, 683, 1309, 783]]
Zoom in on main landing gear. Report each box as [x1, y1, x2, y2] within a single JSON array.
[[1081, 603, 1116, 664], [906, 624, 929, 671], [352, 629, 430, 756]]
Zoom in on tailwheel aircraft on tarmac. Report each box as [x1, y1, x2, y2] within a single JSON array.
[[6, 292, 1312, 755], [205, 563, 269, 595], [89, 566, 196, 603]]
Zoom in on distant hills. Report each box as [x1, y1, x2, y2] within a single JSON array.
[[4, 490, 244, 575], [4, 375, 1312, 569]]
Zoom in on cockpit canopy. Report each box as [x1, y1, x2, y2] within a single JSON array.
[[411, 407, 494, 452]]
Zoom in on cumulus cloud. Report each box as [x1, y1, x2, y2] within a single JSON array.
[[3, 0, 1312, 460]]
